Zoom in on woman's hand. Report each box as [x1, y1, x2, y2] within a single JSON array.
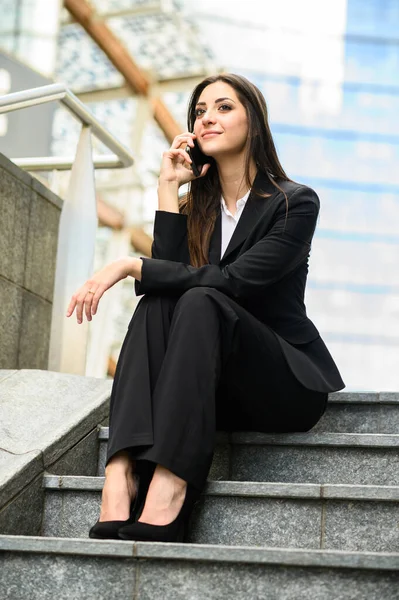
[[159, 132, 211, 187], [66, 257, 141, 324]]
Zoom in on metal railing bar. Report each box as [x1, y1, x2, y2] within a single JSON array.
[[62, 90, 133, 167], [13, 155, 127, 171], [0, 92, 67, 113], [0, 83, 67, 112], [0, 83, 134, 168]]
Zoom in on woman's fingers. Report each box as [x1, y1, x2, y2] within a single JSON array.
[[84, 288, 96, 322], [81, 284, 104, 323], [179, 148, 192, 164], [91, 287, 103, 316], [86, 284, 105, 320], [199, 163, 211, 177], [66, 285, 101, 324], [66, 296, 77, 318], [171, 132, 195, 150], [165, 148, 192, 164], [76, 289, 91, 324], [66, 260, 126, 324]]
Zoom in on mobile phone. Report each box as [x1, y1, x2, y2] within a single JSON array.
[[186, 138, 209, 178]]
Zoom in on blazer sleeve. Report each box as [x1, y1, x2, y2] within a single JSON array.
[[136, 186, 319, 300], [151, 210, 190, 263]]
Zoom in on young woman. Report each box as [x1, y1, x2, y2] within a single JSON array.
[[67, 73, 345, 543]]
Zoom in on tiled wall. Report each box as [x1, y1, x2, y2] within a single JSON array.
[[0, 154, 62, 369]]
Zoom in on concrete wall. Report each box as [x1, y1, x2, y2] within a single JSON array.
[[0, 153, 63, 369]]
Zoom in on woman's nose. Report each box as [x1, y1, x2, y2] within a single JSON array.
[[202, 110, 216, 125]]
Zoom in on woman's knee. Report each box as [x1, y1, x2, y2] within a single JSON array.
[[174, 287, 219, 315]]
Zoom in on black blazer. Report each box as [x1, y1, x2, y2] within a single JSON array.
[[135, 171, 345, 394]]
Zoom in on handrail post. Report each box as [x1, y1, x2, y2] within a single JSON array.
[[48, 124, 97, 374], [0, 83, 135, 375]]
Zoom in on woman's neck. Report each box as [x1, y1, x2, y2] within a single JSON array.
[[217, 157, 257, 206]]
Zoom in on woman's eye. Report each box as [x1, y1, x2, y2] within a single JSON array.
[[194, 105, 231, 117]]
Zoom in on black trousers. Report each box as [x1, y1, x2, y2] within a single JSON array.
[[107, 287, 328, 491]]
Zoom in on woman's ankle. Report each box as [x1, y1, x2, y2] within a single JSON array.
[[152, 464, 186, 489], [105, 451, 135, 478], [99, 468, 137, 522]]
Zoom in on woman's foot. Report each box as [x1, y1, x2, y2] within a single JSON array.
[[99, 452, 137, 522], [137, 464, 187, 526], [117, 466, 201, 543]]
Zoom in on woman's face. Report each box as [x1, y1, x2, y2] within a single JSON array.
[[193, 81, 249, 159]]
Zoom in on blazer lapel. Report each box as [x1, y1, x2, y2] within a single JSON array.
[[219, 171, 279, 264]]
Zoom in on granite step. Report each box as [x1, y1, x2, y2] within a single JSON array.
[[314, 392, 399, 434], [229, 432, 399, 485], [1, 535, 399, 600], [95, 393, 399, 477], [96, 394, 399, 470], [42, 475, 399, 553], [97, 429, 399, 486]]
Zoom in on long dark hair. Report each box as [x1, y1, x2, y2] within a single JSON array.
[[179, 73, 292, 267]]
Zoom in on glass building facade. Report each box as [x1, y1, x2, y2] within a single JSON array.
[[182, 0, 399, 391], [0, 0, 61, 77]]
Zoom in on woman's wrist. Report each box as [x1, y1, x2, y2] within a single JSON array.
[[158, 177, 180, 188], [157, 178, 180, 213], [122, 257, 143, 280]]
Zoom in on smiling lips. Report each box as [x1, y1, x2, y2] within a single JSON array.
[[202, 131, 221, 139]]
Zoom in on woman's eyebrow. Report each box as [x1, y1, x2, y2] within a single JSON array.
[[195, 97, 236, 106]]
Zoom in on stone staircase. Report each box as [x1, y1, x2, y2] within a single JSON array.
[[1, 391, 399, 599]]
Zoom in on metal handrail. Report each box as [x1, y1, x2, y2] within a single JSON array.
[[0, 82, 134, 169], [12, 155, 125, 171]]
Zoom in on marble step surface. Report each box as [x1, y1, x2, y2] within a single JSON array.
[[97, 428, 399, 486], [1, 535, 399, 600], [42, 475, 399, 553]]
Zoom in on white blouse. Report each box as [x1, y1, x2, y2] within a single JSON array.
[[220, 190, 251, 258]]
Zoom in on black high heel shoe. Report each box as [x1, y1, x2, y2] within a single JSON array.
[[117, 483, 201, 543], [89, 468, 153, 540]]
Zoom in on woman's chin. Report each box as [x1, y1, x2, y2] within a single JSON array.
[[209, 148, 243, 161]]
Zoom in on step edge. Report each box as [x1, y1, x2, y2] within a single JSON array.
[[97, 429, 399, 447], [43, 474, 104, 491], [1, 535, 399, 571], [231, 432, 399, 447], [42, 476, 399, 501], [329, 393, 399, 404], [95, 396, 399, 424]]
